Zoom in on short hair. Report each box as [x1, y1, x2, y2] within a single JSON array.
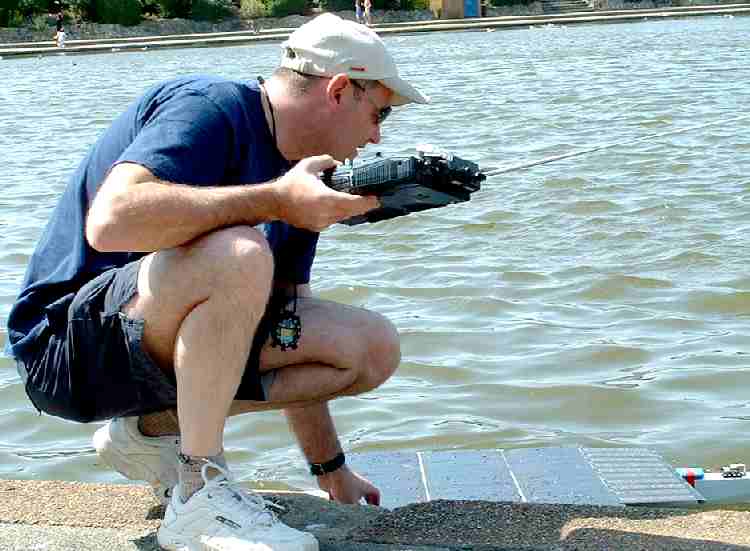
[[272, 67, 326, 96], [273, 67, 379, 99], [351, 79, 378, 99]]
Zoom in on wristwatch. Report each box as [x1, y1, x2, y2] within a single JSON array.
[[309, 452, 346, 476]]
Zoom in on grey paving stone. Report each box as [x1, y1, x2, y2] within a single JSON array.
[[0, 523, 158, 551]]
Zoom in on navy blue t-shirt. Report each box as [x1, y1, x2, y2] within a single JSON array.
[[6, 75, 318, 363]]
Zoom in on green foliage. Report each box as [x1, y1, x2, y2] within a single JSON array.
[[157, 0, 190, 18], [240, 0, 306, 18], [377, 0, 400, 9], [266, 0, 304, 16], [317, 0, 349, 12], [67, 0, 97, 21], [31, 11, 48, 29], [7, 11, 24, 26], [192, 0, 234, 20], [18, 0, 52, 16], [239, 0, 265, 17], [239, 0, 266, 16], [320, 0, 423, 12], [0, 0, 52, 26], [0, 0, 17, 27], [0, 4, 24, 28], [139, 0, 161, 15], [397, 0, 430, 9], [94, 0, 142, 25]]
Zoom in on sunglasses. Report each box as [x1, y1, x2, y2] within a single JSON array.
[[351, 80, 392, 125]]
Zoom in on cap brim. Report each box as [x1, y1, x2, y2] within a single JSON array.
[[380, 76, 430, 106]]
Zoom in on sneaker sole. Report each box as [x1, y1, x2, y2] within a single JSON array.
[[157, 530, 319, 551], [92, 424, 172, 504]]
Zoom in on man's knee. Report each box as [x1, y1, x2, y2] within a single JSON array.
[[188, 226, 273, 287], [159, 225, 274, 301], [359, 314, 401, 391], [128, 225, 274, 338]]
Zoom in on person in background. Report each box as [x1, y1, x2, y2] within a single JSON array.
[[355, 0, 365, 24], [364, 0, 373, 26], [6, 13, 428, 551], [53, 9, 65, 48], [55, 25, 66, 48]]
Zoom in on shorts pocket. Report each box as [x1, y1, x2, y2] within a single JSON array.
[[43, 292, 75, 332], [69, 313, 145, 422], [22, 325, 94, 423]]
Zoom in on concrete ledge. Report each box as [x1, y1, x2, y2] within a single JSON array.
[[2, 479, 750, 550], [1, 5, 748, 59]]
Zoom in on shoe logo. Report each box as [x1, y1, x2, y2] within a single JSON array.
[[216, 516, 242, 530]]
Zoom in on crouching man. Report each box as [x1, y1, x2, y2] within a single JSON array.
[[6, 13, 428, 551]]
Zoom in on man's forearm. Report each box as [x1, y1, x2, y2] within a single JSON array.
[[284, 402, 342, 464], [87, 163, 281, 253], [287, 400, 381, 506]]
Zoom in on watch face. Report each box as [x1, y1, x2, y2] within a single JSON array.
[[272, 313, 302, 351]]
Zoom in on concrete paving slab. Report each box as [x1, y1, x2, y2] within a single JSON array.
[[348, 448, 703, 508], [2, 479, 750, 550], [422, 450, 520, 503], [347, 452, 427, 509], [356, 500, 750, 550], [503, 447, 620, 507], [0, 523, 156, 551]]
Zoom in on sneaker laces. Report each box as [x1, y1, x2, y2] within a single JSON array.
[[200, 462, 286, 527]]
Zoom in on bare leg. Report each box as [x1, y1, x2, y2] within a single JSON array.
[[123, 226, 274, 456], [140, 297, 400, 432]]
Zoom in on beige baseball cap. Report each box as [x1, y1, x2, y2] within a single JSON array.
[[279, 13, 429, 106]]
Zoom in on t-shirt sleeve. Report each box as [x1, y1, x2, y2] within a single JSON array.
[[116, 90, 233, 186]]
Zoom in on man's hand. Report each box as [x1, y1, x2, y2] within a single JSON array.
[[273, 155, 378, 232], [316, 466, 381, 506]]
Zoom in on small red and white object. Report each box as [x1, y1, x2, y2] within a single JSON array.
[[677, 462, 750, 503]]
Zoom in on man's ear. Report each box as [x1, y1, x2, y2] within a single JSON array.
[[326, 74, 353, 106]]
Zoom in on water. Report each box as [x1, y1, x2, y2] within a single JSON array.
[[1, 15, 749, 492]]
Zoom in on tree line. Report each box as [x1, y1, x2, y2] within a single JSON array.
[[0, 0, 436, 27]]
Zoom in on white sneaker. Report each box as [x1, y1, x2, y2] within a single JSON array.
[[158, 463, 319, 551], [92, 416, 179, 504]]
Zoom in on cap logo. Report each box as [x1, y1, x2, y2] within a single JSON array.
[[350, 66, 367, 72], [285, 47, 296, 59]]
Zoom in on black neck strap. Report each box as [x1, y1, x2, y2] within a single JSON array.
[[257, 76, 277, 151]]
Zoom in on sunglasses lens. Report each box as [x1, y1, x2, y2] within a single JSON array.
[[353, 80, 392, 125], [379, 106, 392, 124]]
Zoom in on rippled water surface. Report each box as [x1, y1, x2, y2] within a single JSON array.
[[1, 16, 749, 491]]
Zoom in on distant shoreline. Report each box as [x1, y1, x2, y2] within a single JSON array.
[[1, 2, 746, 58], [0, 0, 737, 45], [2, 9, 434, 45]]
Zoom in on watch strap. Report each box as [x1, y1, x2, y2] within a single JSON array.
[[309, 452, 346, 476]]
